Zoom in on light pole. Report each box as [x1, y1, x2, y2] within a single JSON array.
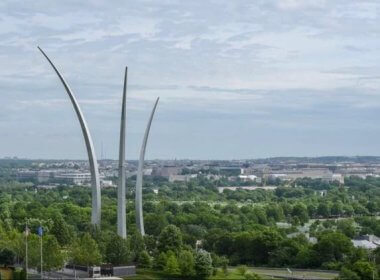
[[38, 226, 43, 279], [373, 254, 376, 280], [24, 222, 29, 280]]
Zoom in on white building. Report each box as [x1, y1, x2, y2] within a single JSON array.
[[169, 174, 197, 182], [238, 174, 258, 182]]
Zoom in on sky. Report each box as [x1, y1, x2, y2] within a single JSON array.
[[0, 0, 380, 160]]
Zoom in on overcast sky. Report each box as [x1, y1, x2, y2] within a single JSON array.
[[0, 0, 380, 160]]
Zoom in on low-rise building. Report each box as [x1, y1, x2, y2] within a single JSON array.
[[169, 174, 198, 182], [217, 186, 277, 193], [352, 235, 380, 249]]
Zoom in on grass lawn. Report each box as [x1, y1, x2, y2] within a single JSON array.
[[127, 269, 182, 279], [249, 267, 338, 279], [129, 267, 338, 280], [129, 269, 245, 280], [210, 269, 246, 279]]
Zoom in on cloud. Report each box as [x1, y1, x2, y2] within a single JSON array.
[[0, 0, 380, 159]]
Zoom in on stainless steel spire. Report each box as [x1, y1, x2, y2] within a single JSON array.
[[38, 47, 101, 227], [117, 67, 128, 238], [136, 97, 159, 235]]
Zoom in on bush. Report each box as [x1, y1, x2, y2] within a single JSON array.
[[338, 267, 360, 280], [164, 253, 180, 276], [244, 272, 263, 280], [0, 248, 15, 266], [178, 250, 195, 277], [237, 265, 248, 275], [138, 250, 152, 268], [154, 252, 167, 270], [20, 269, 27, 280], [195, 250, 213, 279]]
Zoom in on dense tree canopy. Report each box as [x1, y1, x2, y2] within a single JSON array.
[[0, 171, 379, 277]]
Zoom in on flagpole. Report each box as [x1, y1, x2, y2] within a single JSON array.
[[40, 232, 43, 279], [38, 225, 43, 280]]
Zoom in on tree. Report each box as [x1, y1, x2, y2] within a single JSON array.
[[154, 252, 167, 270], [19, 268, 27, 280], [178, 250, 195, 277], [0, 248, 15, 266], [71, 233, 101, 266], [130, 233, 145, 260], [292, 203, 309, 224], [237, 265, 248, 275], [331, 202, 344, 216], [50, 213, 72, 246], [337, 219, 356, 238], [43, 235, 65, 271], [338, 267, 360, 280], [144, 213, 168, 236], [138, 250, 152, 268], [105, 234, 130, 265], [352, 260, 377, 280], [158, 225, 183, 254], [195, 249, 213, 279], [317, 203, 330, 217], [307, 204, 317, 218], [313, 232, 353, 265], [164, 252, 180, 275]]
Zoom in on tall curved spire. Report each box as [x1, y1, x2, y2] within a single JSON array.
[[136, 97, 159, 235], [38, 47, 101, 227], [117, 67, 128, 238]]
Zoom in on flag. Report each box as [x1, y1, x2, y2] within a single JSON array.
[[24, 226, 30, 236], [37, 226, 43, 237]]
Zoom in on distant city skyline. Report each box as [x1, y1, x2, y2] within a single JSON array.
[[1, 0, 380, 159]]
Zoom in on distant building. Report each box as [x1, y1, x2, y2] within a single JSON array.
[[352, 235, 380, 249], [55, 172, 92, 185], [17, 170, 53, 183], [267, 169, 344, 183], [153, 166, 181, 177], [315, 190, 328, 197], [217, 186, 277, 193], [101, 180, 115, 188], [276, 222, 292, 229], [169, 174, 197, 182], [238, 174, 258, 182], [36, 184, 58, 189]]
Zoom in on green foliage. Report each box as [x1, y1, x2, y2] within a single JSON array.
[[292, 203, 309, 224], [157, 225, 182, 254], [164, 252, 180, 275], [338, 267, 360, 280], [130, 232, 145, 260], [138, 250, 152, 269], [13, 270, 20, 280], [71, 233, 101, 266], [314, 232, 353, 265], [195, 249, 213, 279], [105, 234, 130, 265], [1, 173, 380, 275], [351, 260, 377, 280], [237, 265, 248, 275], [178, 250, 195, 277], [244, 272, 263, 280], [50, 213, 72, 246], [19, 269, 27, 280], [336, 219, 357, 238], [154, 252, 167, 270], [43, 235, 65, 271], [0, 248, 15, 266]]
